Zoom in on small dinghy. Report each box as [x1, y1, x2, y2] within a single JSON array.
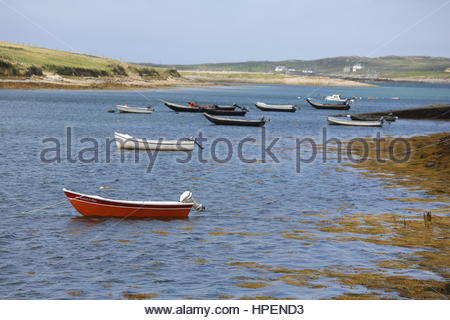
[[327, 116, 383, 127], [306, 98, 351, 110], [163, 101, 238, 113], [255, 102, 297, 112], [114, 132, 195, 151], [63, 188, 204, 219], [115, 104, 154, 114], [203, 113, 267, 127]]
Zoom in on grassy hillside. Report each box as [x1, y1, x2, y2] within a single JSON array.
[[144, 56, 450, 77], [0, 42, 179, 79]]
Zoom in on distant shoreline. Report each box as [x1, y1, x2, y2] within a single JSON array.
[[179, 71, 376, 87], [0, 71, 377, 90], [341, 76, 450, 85], [4, 71, 450, 90], [0, 76, 216, 90]]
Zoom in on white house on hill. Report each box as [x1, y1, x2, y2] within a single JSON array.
[[274, 66, 287, 72]]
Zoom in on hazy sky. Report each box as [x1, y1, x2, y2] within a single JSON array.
[[1, 0, 449, 64]]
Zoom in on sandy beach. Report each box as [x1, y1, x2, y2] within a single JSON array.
[[0, 74, 213, 90], [180, 70, 375, 87], [0, 71, 375, 90]]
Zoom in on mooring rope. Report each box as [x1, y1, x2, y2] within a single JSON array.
[[20, 199, 68, 214], [20, 195, 84, 214]]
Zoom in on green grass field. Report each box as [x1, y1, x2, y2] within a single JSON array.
[[3, 41, 449, 82], [149, 55, 450, 77], [0, 42, 179, 78]]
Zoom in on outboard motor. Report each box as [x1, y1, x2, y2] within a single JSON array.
[[180, 191, 205, 212]]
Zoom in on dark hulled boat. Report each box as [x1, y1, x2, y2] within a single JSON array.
[[203, 108, 248, 116], [203, 113, 267, 127], [306, 98, 351, 110], [164, 101, 200, 112], [188, 102, 237, 110], [163, 101, 239, 113], [349, 114, 398, 122]]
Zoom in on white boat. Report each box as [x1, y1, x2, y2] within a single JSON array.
[[114, 132, 195, 151], [325, 94, 357, 103], [327, 117, 383, 127], [325, 94, 346, 102], [255, 102, 296, 112], [115, 104, 154, 114]]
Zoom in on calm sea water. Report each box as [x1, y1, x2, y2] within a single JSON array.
[[0, 82, 449, 299]]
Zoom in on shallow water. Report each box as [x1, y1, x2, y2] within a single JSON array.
[[0, 82, 449, 299]]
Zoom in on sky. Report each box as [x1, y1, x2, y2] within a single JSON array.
[[0, 0, 449, 64]]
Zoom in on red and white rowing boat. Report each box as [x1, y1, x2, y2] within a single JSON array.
[[63, 188, 204, 219]]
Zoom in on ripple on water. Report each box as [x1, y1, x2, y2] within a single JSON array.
[[1, 86, 449, 299]]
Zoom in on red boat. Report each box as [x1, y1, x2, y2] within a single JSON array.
[[63, 188, 204, 219]]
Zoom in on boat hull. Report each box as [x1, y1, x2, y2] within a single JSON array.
[[164, 102, 203, 112], [255, 102, 296, 112], [115, 133, 195, 151], [163, 101, 237, 113], [306, 98, 351, 110], [327, 117, 383, 127], [350, 114, 397, 122], [203, 109, 247, 116], [203, 113, 266, 127], [63, 189, 193, 218]]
